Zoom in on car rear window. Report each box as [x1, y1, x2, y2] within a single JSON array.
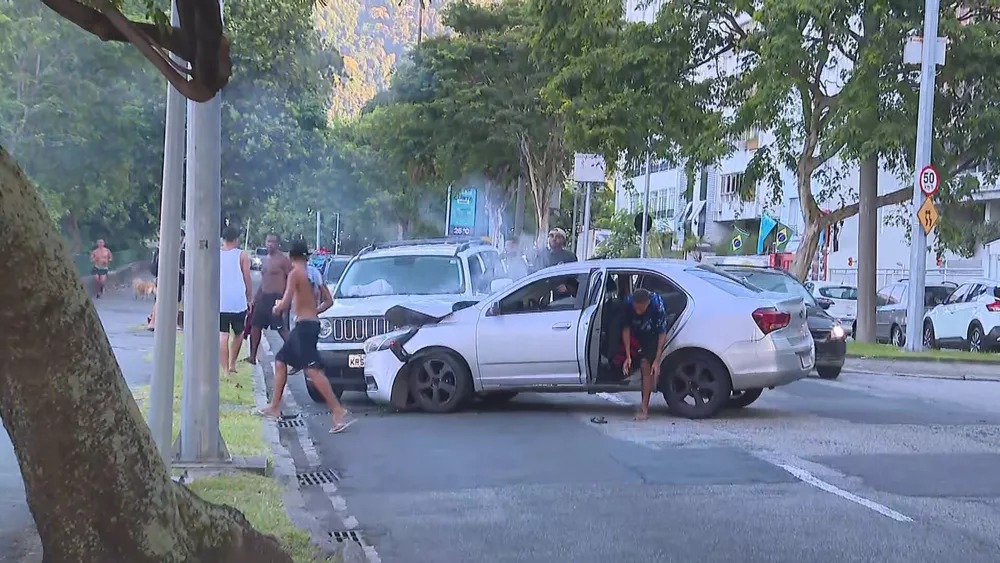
[[819, 286, 857, 300], [687, 265, 764, 297]]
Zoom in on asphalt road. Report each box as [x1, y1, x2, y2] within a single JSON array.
[[263, 330, 1000, 563], [0, 288, 156, 561]]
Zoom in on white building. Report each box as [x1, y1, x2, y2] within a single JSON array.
[[618, 0, 996, 285]]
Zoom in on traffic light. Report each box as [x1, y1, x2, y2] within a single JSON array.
[[633, 212, 653, 234]]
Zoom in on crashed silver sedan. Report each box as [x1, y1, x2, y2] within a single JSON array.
[[362, 259, 814, 419]]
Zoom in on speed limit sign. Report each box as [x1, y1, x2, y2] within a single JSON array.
[[919, 164, 940, 197]]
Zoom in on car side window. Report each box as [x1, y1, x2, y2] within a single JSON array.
[[887, 285, 905, 304], [965, 284, 987, 302], [944, 283, 972, 305], [467, 254, 495, 294], [496, 273, 588, 314]]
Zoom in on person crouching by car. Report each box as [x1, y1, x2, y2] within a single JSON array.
[[621, 288, 668, 422]]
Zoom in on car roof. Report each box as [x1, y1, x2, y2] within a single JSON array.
[[357, 238, 497, 259], [544, 258, 699, 275]]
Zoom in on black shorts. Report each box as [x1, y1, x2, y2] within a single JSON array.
[[92, 267, 109, 276], [275, 320, 321, 372], [220, 311, 247, 334], [636, 335, 662, 363], [251, 293, 289, 330]]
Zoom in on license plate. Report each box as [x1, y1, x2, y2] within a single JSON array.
[[348, 354, 365, 369], [799, 353, 814, 369]]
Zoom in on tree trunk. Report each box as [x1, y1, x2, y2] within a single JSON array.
[[0, 146, 292, 563], [790, 217, 824, 282]]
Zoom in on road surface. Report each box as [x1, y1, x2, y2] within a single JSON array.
[[0, 290, 156, 561], [261, 333, 1000, 563]]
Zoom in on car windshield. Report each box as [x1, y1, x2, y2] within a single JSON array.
[[728, 269, 818, 307], [687, 265, 764, 297], [325, 258, 350, 284], [255, 247, 267, 256], [335, 255, 465, 297]]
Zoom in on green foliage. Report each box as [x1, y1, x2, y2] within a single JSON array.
[[592, 210, 673, 258]]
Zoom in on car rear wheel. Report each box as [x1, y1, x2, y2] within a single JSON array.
[[923, 322, 937, 349], [890, 325, 904, 347], [478, 391, 519, 406], [409, 350, 472, 414], [728, 388, 763, 409], [968, 324, 985, 353], [306, 379, 344, 403], [817, 366, 841, 380], [661, 352, 732, 419]]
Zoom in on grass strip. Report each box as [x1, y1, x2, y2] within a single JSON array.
[[847, 341, 1000, 363]]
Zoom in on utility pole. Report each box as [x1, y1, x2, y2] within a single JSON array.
[[856, 159, 878, 342], [570, 187, 579, 249], [904, 0, 944, 352], [334, 212, 341, 254], [417, 1, 424, 45], [177, 0, 228, 462], [148, 0, 184, 465], [244, 216, 251, 250], [640, 153, 652, 258], [444, 186, 452, 236]]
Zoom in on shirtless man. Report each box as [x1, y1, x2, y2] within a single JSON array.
[[248, 233, 292, 364], [258, 241, 353, 433], [90, 239, 113, 298]]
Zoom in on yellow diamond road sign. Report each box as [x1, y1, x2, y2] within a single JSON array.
[[918, 197, 939, 235]]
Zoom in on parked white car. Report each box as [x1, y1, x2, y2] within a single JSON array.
[[804, 281, 857, 331], [922, 278, 1000, 352], [308, 238, 506, 402], [362, 259, 815, 419]]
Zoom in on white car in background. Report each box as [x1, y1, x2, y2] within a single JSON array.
[[922, 279, 1000, 352], [362, 259, 815, 419], [804, 281, 857, 333]]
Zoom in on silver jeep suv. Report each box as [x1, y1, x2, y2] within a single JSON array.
[[306, 237, 503, 402]]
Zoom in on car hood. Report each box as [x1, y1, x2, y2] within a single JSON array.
[[806, 305, 835, 330], [321, 294, 468, 318]]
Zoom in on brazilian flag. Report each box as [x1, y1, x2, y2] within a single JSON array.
[[731, 225, 751, 254], [773, 223, 791, 252]]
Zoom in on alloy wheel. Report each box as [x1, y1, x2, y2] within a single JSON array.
[[891, 326, 903, 347], [969, 327, 983, 353], [413, 358, 458, 407]]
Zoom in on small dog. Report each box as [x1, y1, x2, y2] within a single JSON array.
[[133, 278, 156, 300]]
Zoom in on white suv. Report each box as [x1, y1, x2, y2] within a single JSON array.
[[307, 238, 505, 402], [922, 278, 1000, 352]]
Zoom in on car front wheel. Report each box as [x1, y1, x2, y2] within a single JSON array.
[[306, 378, 344, 403], [969, 324, 985, 353], [661, 352, 733, 419], [728, 388, 763, 409], [409, 350, 472, 414], [890, 325, 904, 347], [817, 366, 841, 380], [923, 322, 937, 349]]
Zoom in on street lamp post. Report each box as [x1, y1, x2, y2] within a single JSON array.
[[904, 0, 944, 351]]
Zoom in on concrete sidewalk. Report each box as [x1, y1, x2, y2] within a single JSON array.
[[846, 357, 1000, 382], [0, 288, 155, 561]]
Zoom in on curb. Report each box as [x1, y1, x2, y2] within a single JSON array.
[[250, 338, 346, 560], [847, 353, 1000, 367], [854, 370, 1000, 383]]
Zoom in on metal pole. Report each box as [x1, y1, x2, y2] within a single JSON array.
[[334, 212, 341, 254], [444, 186, 452, 236], [315, 210, 321, 250], [904, 0, 941, 352], [244, 216, 251, 250], [856, 158, 878, 342], [570, 187, 579, 251], [148, 0, 184, 465], [581, 182, 594, 259], [178, 0, 226, 461], [640, 153, 652, 258]]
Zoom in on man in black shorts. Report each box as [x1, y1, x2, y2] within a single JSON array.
[[257, 242, 353, 433], [248, 233, 292, 364], [622, 288, 669, 421]]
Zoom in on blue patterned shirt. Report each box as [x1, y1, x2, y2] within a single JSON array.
[[624, 292, 668, 340]]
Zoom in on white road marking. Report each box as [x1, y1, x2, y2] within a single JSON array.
[[776, 463, 914, 523], [596, 392, 632, 406]]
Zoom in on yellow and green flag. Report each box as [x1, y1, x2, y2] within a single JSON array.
[[773, 223, 791, 252], [730, 225, 751, 254]]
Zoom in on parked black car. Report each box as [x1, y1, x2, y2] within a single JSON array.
[[718, 265, 848, 380]]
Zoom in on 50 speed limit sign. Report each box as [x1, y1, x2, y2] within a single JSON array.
[[919, 164, 940, 197]]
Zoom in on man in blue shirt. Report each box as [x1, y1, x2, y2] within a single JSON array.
[[622, 288, 669, 421]]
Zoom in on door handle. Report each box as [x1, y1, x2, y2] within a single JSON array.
[[551, 322, 572, 330]]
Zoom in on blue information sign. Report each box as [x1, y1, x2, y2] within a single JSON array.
[[448, 187, 478, 236]]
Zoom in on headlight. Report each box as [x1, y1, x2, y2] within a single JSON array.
[[318, 319, 333, 339], [364, 328, 412, 354], [830, 324, 846, 340]]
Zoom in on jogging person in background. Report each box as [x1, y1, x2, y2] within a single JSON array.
[[90, 239, 113, 298], [621, 288, 669, 421], [219, 225, 253, 373], [257, 241, 353, 433], [248, 233, 292, 364]]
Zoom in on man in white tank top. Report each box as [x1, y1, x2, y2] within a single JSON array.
[[220, 225, 253, 373]]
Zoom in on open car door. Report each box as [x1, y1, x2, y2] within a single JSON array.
[[578, 267, 607, 384]]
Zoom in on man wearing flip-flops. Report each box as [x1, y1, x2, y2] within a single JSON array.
[[256, 241, 355, 433]]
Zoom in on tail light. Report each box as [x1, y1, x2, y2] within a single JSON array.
[[753, 307, 791, 335], [987, 301, 1000, 313]]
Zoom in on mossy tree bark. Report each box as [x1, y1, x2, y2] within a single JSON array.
[[0, 145, 292, 562]]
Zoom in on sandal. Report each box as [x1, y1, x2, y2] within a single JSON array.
[[330, 418, 357, 434]]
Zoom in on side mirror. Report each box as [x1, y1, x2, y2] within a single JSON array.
[[486, 302, 501, 317], [491, 278, 513, 293], [817, 298, 833, 310]]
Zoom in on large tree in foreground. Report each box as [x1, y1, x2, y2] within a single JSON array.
[[0, 1, 292, 560]]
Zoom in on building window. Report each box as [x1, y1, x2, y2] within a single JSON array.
[[720, 173, 746, 198]]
